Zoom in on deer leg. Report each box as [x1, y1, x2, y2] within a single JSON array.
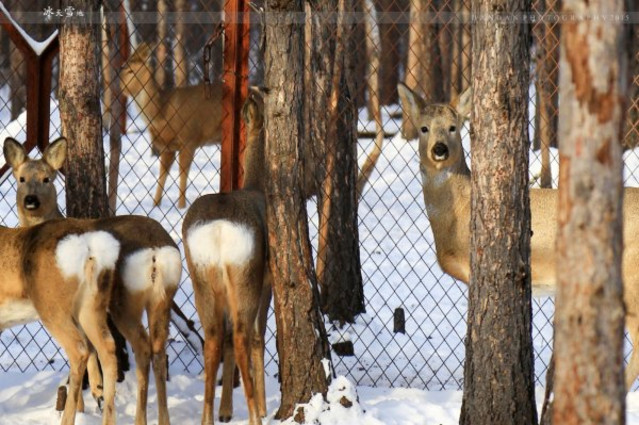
[[45, 318, 90, 425], [225, 265, 261, 425], [219, 325, 235, 422], [78, 299, 118, 425], [154, 149, 176, 207], [86, 351, 104, 410], [191, 264, 225, 425], [113, 313, 152, 425], [148, 294, 175, 425], [253, 283, 272, 417], [177, 147, 195, 209]]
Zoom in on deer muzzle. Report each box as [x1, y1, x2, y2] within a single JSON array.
[[24, 195, 41, 210], [432, 143, 449, 161]]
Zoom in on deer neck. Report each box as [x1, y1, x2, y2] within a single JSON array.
[[242, 129, 265, 193], [18, 206, 63, 228], [421, 159, 471, 277], [130, 76, 164, 127]]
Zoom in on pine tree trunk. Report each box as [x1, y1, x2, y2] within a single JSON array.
[[59, 0, 109, 219], [58, 0, 128, 379], [552, 0, 627, 422], [459, 0, 537, 422], [307, 0, 364, 325], [264, 0, 331, 419]]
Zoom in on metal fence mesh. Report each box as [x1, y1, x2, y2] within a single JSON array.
[[0, 0, 638, 392]]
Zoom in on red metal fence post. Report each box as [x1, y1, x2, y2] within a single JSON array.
[[220, 0, 250, 192], [0, 8, 58, 177]]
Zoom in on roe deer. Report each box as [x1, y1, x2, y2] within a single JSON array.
[[120, 43, 222, 209], [0, 219, 120, 425], [182, 88, 271, 425], [4, 137, 183, 425], [397, 82, 639, 390]]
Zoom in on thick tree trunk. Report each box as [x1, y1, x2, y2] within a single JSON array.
[[401, 0, 444, 140], [459, 0, 537, 423], [307, 0, 364, 325], [59, 0, 128, 379], [174, 0, 188, 86], [59, 0, 109, 219], [552, 0, 627, 422], [264, 0, 331, 419]]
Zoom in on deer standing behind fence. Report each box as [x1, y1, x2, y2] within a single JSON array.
[[120, 43, 222, 209], [182, 88, 271, 425], [0, 218, 120, 425], [4, 137, 182, 425], [397, 82, 639, 390]]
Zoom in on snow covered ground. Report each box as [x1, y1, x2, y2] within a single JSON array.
[[1, 89, 639, 423], [4, 370, 639, 424]]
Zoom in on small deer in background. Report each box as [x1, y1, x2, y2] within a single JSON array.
[[120, 43, 223, 209], [182, 88, 271, 425], [4, 137, 182, 425], [0, 219, 121, 425], [397, 82, 639, 390]]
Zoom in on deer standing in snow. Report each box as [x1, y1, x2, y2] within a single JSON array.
[[4, 137, 182, 425], [0, 218, 120, 425], [120, 43, 223, 209], [182, 88, 271, 425], [398, 82, 639, 390]]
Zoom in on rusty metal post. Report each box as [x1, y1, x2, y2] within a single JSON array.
[[0, 9, 58, 177], [220, 0, 250, 192]]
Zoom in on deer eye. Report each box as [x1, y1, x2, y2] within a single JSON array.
[[421, 126, 429, 134], [19, 177, 25, 183], [43, 177, 50, 183], [449, 125, 456, 133]]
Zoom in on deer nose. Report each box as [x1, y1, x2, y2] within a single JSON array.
[[24, 195, 41, 210], [432, 143, 449, 161]]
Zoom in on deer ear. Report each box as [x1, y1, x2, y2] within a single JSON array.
[[3, 138, 27, 169], [135, 43, 152, 61], [398, 83, 427, 128], [242, 87, 264, 128], [452, 87, 472, 121], [43, 137, 67, 171]]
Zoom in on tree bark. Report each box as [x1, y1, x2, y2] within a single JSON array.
[[59, 0, 109, 220], [174, 0, 188, 87], [552, 0, 627, 422], [307, 0, 365, 325], [459, 0, 537, 422], [59, 0, 128, 379], [264, 0, 331, 419], [401, 0, 444, 140]]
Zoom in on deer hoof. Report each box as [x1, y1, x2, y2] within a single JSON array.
[[96, 396, 104, 412], [218, 414, 232, 423]]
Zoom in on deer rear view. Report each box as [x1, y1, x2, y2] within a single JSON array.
[[398, 82, 639, 390], [182, 88, 271, 425], [120, 43, 223, 209], [0, 218, 121, 425], [4, 137, 183, 425]]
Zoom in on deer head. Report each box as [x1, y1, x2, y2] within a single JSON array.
[[4, 137, 66, 226]]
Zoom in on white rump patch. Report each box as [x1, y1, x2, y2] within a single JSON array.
[[155, 246, 182, 288], [122, 249, 155, 292], [187, 220, 255, 268], [55, 231, 120, 283], [122, 246, 181, 293], [0, 299, 39, 330]]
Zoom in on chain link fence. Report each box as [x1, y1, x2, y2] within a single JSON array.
[[0, 0, 638, 392]]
